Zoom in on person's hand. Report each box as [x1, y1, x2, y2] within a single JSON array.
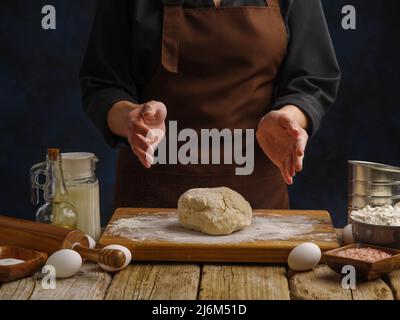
[[256, 105, 309, 185], [108, 100, 167, 169], [126, 101, 167, 168]]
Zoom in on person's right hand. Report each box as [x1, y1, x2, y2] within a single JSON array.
[[126, 101, 167, 168]]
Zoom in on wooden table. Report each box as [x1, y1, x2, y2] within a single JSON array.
[[1, 231, 399, 300]]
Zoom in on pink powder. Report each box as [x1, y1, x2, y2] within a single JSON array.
[[337, 247, 392, 263]]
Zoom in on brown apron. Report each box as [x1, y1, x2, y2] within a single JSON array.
[[115, 0, 289, 209]]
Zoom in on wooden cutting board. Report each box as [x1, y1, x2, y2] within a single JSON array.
[[99, 208, 340, 263]]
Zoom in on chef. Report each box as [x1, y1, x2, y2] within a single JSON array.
[[80, 0, 341, 209]]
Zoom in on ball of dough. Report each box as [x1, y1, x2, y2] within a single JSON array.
[[177, 187, 253, 235]]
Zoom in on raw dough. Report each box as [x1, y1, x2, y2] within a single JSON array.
[[177, 187, 253, 235]]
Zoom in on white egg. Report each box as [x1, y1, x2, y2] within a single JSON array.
[[85, 235, 97, 249], [99, 245, 132, 272], [46, 249, 82, 279], [342, 224, 354, 245], [288, 243, 321, 272]]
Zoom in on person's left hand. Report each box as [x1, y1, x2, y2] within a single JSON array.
[[256, 105, 309, 185]]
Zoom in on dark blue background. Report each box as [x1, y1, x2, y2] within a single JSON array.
[[0, 0, 399, 227]]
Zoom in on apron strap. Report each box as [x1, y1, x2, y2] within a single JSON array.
[[161, 0, 183, 73], [265, 0, 280, 8]]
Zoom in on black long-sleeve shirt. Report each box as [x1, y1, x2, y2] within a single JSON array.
[[80, 0, 341, 147]]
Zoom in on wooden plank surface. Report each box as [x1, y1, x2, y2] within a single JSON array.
[[387, 270, 400, 300], [351, 279, 394, 300], [105, 264, 200, 300], [289, 265, 395, 300], [289, 265, 353, 300], [29, 263, 112, 300], [199, 265, 290, 300], [1, 264, 399, 300], [0, 277, 35, 300], [99, 208, 339, 263]]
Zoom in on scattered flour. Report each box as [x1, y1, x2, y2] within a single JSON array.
[[351, 204, 400, 227], [0, 259, 24, 266], [107, 213, 336, 244]]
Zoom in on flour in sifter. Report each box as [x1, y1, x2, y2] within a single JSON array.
[[350, 203, 400, 227]]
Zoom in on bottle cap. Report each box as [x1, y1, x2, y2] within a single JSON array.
[[48, 148, 61, 161], [61, 153, 98, 180]]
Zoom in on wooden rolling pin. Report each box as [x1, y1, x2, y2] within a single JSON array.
[[0, 215, 129, 270]]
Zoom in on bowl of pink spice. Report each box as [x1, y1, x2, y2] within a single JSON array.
[[324, 244, 400, 280]]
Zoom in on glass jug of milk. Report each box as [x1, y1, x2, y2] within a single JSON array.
[[61, 153, 101, 240]]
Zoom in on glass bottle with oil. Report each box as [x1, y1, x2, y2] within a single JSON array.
[[31, 148, 77, 229]]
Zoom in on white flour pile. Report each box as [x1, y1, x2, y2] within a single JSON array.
[[0, 259, 24, 266], [351, 204, 400, 226], [107, 213, 336, 244]]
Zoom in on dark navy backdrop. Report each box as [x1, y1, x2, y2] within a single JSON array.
[[1, 0, 399, 227]]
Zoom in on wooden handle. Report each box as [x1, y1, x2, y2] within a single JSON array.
[[73, 245, 126, 269]]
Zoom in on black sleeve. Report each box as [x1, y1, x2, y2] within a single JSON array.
[[79, 0, 137, 148], [273, 0, 341, 136]]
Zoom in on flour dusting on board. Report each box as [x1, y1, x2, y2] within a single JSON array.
[[107, 213, 336, 244]]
